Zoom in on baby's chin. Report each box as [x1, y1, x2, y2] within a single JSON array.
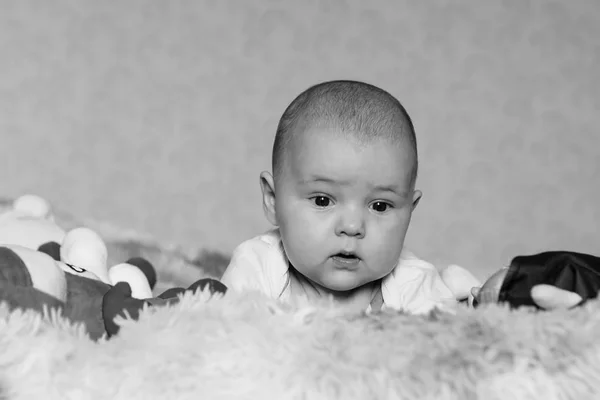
[[292, 260, 390, 294], [313, 274, 375, 294]]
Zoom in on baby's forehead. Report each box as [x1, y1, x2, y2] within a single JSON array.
[[288, 123, 411, 156], [285, 127, 416, 181]]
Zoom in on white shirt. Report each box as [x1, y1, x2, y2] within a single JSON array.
[[221, 229, 457, 315]]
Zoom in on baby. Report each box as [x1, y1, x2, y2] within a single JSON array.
[[221, 80, 460, 315]]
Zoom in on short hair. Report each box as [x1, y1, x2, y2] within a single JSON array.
[[272, 80, 418, 186]]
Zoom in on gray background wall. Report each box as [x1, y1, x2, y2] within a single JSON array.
[[1, 0, 598, 279]]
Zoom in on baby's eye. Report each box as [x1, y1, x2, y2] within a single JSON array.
[[312, 196, 331, 207], [371, 202, 392, 213]]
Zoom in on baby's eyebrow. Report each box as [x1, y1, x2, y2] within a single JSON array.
[[300, 175, 409, 197], [371, 185, 412, 199], [301, 176, 341, 185], [299, 175, 355, 188], [372, 185, 403, 195]]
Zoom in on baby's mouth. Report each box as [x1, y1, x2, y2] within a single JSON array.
[[331, 252, 361, 265]]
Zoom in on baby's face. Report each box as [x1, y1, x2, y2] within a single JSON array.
[[274, 127, 419, 293]]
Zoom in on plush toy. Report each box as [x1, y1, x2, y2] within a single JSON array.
[[1, 194, 55, 222], [0, 197, 156, 299], [0, 245, 68, 303], [0, 195, 227, 339], [0, 194, 66, 252], [471, 251, 599, 310], [60, 227, 110, 282], [0, 243, 227, 340], [0, 244, 108, 336]]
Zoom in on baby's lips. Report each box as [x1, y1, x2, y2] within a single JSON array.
[[335, 249, 360, 258], [331, 254, 361, 263]]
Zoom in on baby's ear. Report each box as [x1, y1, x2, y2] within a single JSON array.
[[259, 171, 277, 226], [411, 189, 422, 209]]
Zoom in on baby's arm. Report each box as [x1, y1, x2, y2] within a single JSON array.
[[220, 241, 266, 293], [440, 264, 482, 304], [220, 237, 290, 299], [382, 252, 458, 315]]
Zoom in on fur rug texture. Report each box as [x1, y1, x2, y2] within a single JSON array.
[[1, 198, 600, 399], [1, 290, 600, 400]]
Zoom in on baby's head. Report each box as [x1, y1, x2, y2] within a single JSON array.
[[260, 80, 421, 295]]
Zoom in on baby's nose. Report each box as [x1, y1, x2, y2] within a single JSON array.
[[335, 209, 365, 238]]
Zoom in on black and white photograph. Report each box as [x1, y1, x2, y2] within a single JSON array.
[[0, 1, 599, 399]]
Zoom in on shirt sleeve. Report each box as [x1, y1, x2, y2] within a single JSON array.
[[220, 237, 289, 298], [220, 240, 267, 292], [382, 251, 458, 315]]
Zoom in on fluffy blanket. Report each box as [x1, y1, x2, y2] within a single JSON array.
[[1, 289, 600, 400]]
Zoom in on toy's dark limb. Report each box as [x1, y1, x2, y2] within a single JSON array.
[[125, 257, 157, 290], [37, 241, 61, 261], [145, 297, 180, 307], [149, 278, 228, 306], [155, 278, 228, 303], [0, 247, 63, 314], [64, 273, 112, 340], [0, 247, 34, 287], [156, 278, 227, 301], [102, 282, 151, 338], [102, 278, 229, 338], [187, 278, 228, 295], [0, 282, 64, 315], [158, 287, 186, 299]]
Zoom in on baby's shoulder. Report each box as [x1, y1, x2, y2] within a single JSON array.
[[224, 229, 289, 295], [381, 248, 456, 313], [397, 248, 438, 273], [386, 248, 447, 288], [233, 229, 283, 257], [230, 230, 289, 273]]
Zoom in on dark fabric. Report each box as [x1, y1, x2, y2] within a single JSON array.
[[158, 278, 228, 300], [37, 241, 61, 261], [103, 278, 228, 338], [187, 278, 228, 296], [0, 246, 65, 332], [158, 287, 186, 299], [0, 247, 34, 287], [0, 282, 64, 315], [65, 273, 113, 340], [499, 251, 600, 309], [102, 282, 151, 338], [126, 257, 157, 289]]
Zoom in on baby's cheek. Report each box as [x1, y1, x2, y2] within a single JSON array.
[[282, 204, 329, 237], [281, 218, 331, 267], [366, 222, 408, 267], [376, 252, 403, 277]]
